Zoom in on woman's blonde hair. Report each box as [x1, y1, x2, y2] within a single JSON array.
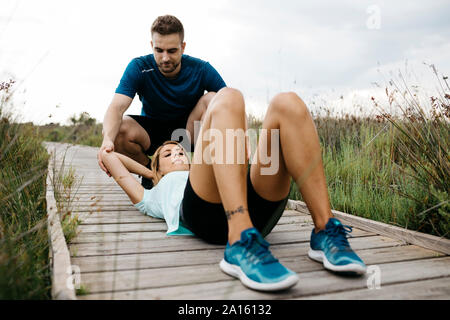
[[150, 141, 190, 186]]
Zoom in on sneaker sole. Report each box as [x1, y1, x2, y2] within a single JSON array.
[[219, 259, 299, 292], [308, 249, 367, 275]]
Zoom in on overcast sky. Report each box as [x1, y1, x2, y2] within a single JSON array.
[[1, 0, 449, 124]]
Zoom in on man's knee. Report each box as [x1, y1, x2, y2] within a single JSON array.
[[200, 91, 216, 107], [115, 116, 147, 148]]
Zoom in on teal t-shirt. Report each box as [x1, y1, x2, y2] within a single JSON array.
[[115, 54, 226, 120], [134, 170, 194, 236]]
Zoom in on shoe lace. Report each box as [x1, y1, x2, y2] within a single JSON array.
[[242, 232, 278, 265], [324, 223, 353, 251]]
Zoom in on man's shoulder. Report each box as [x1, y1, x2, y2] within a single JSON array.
[[182, 54, 208, 68], [129, 54, 155, 71]]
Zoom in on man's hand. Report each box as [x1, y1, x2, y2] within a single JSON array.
[[98, 139, 115, 176]]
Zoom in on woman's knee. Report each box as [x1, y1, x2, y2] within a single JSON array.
[[210, 87, 246, 117], [268, 92, 309, 120]]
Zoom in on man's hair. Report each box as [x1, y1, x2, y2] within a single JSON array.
[[151, 15, 184, 42]]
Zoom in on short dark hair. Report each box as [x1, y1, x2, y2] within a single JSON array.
[[151, 15, 184, 42]]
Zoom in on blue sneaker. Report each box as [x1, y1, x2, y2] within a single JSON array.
[[309, 218, 366, 275], [220, 228, 299, 291]]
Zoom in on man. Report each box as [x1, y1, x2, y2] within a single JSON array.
[[97, 15, 226, 188]]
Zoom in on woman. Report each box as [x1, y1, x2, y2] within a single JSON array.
[[101, 87, 366, 292]]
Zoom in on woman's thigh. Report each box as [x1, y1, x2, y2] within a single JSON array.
[[188, 98, 221, 204], [188, 88, 245, 204]]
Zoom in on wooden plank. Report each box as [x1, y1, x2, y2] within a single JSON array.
[[77, 256, 450, 299], [73, 195, 133, 200], [301, 277, 450, 299], [77, 215, 153, 224], [75, 222, 167, 234], [71, 244, 442, 274], [71, 205, 137, 212], [74, 214, 313, 234], [71, 211, 148, 220], [72, 210, 304, 224], [70, 224, 374, 244], [70, 235, 403, 257], [288, 200, 450, 255]]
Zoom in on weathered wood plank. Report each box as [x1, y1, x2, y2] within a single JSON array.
[[77, 256, 450, 299], [76, 222, 167, 234], [301, 277, 450, 299], [73, 214, 313, 234], [70, 205, 140, 212], [71, 211, 148, 221], [70, 224, 374, 244], [73, 211, 306, 225], [77, 215, 155, 224], [71, 244, 442, 274], [70, 235, 403, 257]]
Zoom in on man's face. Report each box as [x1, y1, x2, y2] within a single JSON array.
[[151, 33, 186, 77]]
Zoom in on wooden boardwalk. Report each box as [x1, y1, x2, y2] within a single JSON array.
[[45, 142, 450, 300]]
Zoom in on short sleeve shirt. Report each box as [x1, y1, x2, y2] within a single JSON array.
[[134, 170, 194, 236], [115, 54, 226, 120]]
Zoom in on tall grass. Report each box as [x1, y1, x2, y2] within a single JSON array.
[[289, 66, 449, 238], [0, 80, 51, 299], [48, 147, 82, 243], [373, 65, 449, 237]]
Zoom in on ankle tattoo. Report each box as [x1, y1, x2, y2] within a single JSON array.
[[225, 205, 248, 220]]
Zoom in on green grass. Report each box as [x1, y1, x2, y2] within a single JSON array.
[[0, 80, 51, 299], [289, 68, 449, 238], [48, 148, 83, 243], [0, 81, 83, 299]]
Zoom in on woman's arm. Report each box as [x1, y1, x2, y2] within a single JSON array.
[[113, 152, 154, 180], [100, 150, 145, 204]]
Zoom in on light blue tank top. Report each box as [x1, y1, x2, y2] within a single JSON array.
[[134, 170, 194, 236]]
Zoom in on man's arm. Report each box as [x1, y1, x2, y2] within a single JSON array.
[[97, 93, 133, 175]]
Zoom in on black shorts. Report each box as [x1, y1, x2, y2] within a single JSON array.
[[180, 171, 289, 245], [128, 115, 193, 156]]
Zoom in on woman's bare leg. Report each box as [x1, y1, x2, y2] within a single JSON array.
[[189, 88, 253, 244], [250, 92, 333, 232]]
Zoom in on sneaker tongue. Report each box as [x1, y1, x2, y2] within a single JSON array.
[[240, 228, 258, 242], [327, 218, 342, 228]]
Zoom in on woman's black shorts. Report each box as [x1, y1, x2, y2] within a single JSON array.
[[180, 171, 289, 245]]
